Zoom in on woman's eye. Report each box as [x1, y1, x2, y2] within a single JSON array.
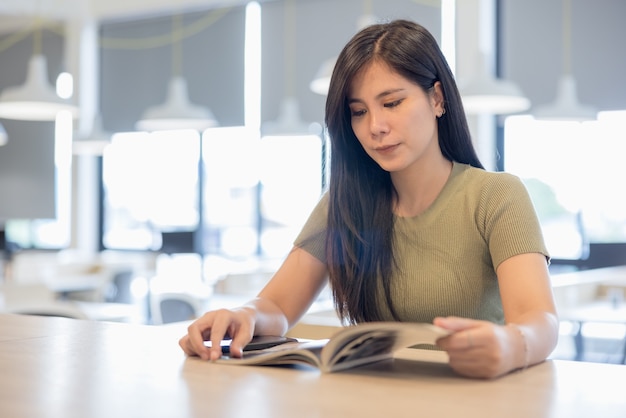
[[351, 109, 366, 118], [384, 99, 403, 108]]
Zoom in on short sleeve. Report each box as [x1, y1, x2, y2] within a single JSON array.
[[479, 173, 550, 270], [293, 192, 329, 263]]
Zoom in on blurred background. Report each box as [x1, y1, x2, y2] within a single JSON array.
[[0, 0, 625, 362]]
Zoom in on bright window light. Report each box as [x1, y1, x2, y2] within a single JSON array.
[[504, 111, 626, 259], [441, 0, 456, 75], [102, 130, 200, 250]]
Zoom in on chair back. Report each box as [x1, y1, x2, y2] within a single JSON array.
[[105, 270, 135, 304], [151, 292, 200, 324]]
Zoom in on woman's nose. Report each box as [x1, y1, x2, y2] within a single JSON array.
[[369, 110, 389, 136]]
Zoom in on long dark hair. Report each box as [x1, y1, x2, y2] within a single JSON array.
[[325, 19, 483, 324]]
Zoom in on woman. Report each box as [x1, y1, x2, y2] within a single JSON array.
[[180, 19, 558, 379]]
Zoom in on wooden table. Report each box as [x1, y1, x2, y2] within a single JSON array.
[[1, 314, 626, 418]]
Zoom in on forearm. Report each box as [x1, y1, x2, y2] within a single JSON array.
[[506, 310, 559, 370]]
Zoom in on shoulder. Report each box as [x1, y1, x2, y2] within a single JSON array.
[[314, 191, 330, 212], [454, 163, 527, 196]]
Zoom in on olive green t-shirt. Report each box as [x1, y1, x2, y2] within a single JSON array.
[[294, 162, 549, 324]]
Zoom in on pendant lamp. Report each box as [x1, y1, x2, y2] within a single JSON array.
[[532, 0, 596, 121], [309, 57, 335, 96], [0, 54, 79, 121], [533, 75, 596, 121], [263, 0, 314, 136], [135, 76, 218, 132], [135, 14, 218, 132], [459, 0, 530, 115], [263, 97, 316, 136], [460, 52, 531, 115], [309, 7, 378, 96]]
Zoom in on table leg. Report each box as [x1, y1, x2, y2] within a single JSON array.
[[573, 321, 585, 361]]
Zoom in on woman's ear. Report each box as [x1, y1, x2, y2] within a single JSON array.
[[432, 81, 445, 115]]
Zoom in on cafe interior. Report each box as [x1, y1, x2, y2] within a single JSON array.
[[1, 0, 626, 367]]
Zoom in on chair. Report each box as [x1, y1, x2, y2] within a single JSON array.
[[104, 270, 136, 304], [151, 292, 201, 325]]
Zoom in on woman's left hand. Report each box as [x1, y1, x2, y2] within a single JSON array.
[[434, 316, 519, 379]]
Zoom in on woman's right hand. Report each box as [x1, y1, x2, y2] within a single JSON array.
[[179, 247, 328, 361], [179, 306, 257, 361]]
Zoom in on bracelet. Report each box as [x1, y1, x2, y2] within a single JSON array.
[[508, 323, 529, 371]]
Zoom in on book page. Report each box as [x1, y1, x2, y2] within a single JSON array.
[[321, 322, 450, 372], [211, 322, 449, 373]]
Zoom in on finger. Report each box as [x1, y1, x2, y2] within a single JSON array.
[[179, 335, 193, 356], [437, 329, 477, 351], [465, 329, 474, 349], [433, 316, 481, 332], [227, 324, 254, 358], [186, 313, 216, 360], [207, 311, 238, 361]]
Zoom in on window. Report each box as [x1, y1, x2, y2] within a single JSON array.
[[3, 111, 73, 250], [503, 111, 626, 260], [102, 126, 324, 258], [99, 3, 325, 259], [200, 127, 323, 258], [258, 133, 323, 257], [201, 127, 260, 257], [102, 130, 200, 251]]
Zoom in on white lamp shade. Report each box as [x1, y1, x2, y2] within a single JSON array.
[[461, 78, 531, 115], [309, 15, 377, 96], [533, 74, 597, 121], [262, 97, 316, 136], [309, 57, 336, 96], [0, 55, 79, 121], [135, 77, 218, 132], [460, 53, 531, 115]]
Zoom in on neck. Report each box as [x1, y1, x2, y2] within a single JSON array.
[[392, 154, 453, 218]]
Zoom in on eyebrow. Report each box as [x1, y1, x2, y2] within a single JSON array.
[[348, 88, 406, 105]]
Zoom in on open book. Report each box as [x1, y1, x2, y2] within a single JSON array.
[[215, 322, 450, 373]]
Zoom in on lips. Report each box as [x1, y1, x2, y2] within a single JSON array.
[[375, 144, 399, 154]]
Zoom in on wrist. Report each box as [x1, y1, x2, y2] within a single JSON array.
[[507, 323, 529, 371], [243, 298, 288, 335]]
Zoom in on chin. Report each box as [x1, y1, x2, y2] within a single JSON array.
[[377, 162, 407, 173]]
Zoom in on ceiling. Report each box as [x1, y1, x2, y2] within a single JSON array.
[[0, 0, 258, 33]]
